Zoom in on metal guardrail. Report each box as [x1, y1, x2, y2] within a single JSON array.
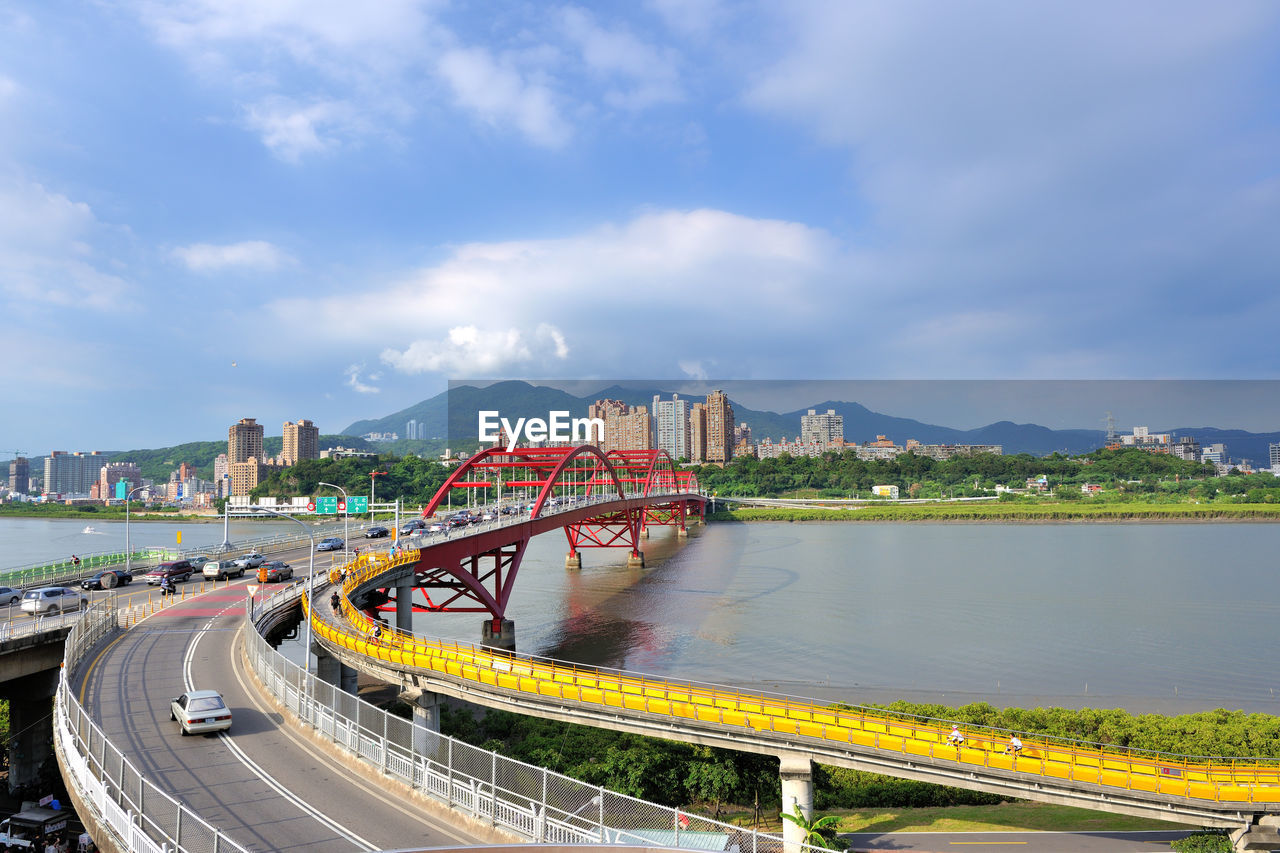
[[0, 604, 86, 642], [247, 580, 809, 853], [54, 601, 252, 853]]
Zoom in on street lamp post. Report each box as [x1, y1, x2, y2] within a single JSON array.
[[219, 473, 232, 552], [370, 471, 387, 514], [251, 506, 316, 678], [318, 481, 348, 558], [125, 485, 144, 577]]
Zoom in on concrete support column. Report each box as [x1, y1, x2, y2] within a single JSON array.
[[402, 689, 442, 756], [340, 663, 359, 695], [315, 646, 341, 686], [639, 526, 649, 539], [677, 526, 688, 539], [565, 552, 581, 569], [779, 755, 814, 853], [627, 551, 645, 568], [395, 579, 414, 634], [5, 672, 58, 795], [482, 618, 516, 650]]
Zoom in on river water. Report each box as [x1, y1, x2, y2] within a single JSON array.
[[403, 520, 1280, 715], [7, 517, 1278, 714]]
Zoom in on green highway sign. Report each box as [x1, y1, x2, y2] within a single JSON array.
[[316, 496, 338, 514], [348, 496, 368, 513]]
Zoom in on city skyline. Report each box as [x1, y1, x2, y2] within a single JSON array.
[[2, 3, 1279, 451]]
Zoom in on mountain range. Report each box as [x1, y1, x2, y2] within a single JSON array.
[[345, 382, 1280, 465]]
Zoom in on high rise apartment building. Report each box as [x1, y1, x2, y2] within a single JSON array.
[[228, 418, 267, 496], [801, 409, 844, 448], [212, 454, 228, 497], [652, 394, 691, 461], [43, 451, 108, 497], [587, 399, 653, 453], [8, 457, 28, 495], [1271, 442, 1280, 470], [282, 419, 320, 465], [228, 418, 264, 463], [704, 390, 735, 465], [406, 419, 419, 441], [689, 403, 707, 463]]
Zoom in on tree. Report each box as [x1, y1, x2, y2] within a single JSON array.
[[780, 804, 845, 849], [683, 746, 739, 819]]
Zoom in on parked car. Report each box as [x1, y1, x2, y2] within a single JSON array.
[[364, 525, 390, 539], [233, 552, 265, 569], [259, 560, 294, 583], [146, 560, 194, 585], [203, 558, 244, 581], [316, 537, 344, 552], [81, 568, 133, 590], [189, 555, 213, 571], [170, 689, 232, 736], [21, 587, 88, 614]]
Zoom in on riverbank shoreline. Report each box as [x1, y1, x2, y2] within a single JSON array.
[[707, 503, 1280, 523]]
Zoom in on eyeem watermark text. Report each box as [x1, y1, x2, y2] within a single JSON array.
[[478, 411, 604, 452]]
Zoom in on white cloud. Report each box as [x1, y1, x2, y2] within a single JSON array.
[[437, 48, 570, 148], [172, 240, 293, 273], [381, 323, 570, 375], [344, 364, 380, 394], [0, 179, 131, 312], [560, 7, 682, 110], [241, 97, 364, 162]]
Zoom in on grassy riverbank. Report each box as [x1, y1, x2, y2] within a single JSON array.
[[0, 504, 219, 522], [708, 501, 1280, 522], [731, 801, 1185, 834]]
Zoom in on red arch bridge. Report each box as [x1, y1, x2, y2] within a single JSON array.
[[354, 446, 706, 642]]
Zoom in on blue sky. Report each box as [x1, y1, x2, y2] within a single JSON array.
[[3, 1, 1279, 453]]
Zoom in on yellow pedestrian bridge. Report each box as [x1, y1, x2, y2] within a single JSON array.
[[311, 548, 1280, 846]]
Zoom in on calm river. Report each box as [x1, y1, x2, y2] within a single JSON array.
[[7, 517, 1277, 714]]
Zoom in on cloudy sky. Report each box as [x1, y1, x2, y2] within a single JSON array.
[[3, 1, 1278, 453]]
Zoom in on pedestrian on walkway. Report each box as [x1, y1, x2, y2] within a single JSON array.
[[330, 590, 341, 614], [72, 554, 81, 570]]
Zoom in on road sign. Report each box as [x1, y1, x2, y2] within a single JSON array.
[[348, 496, 368, 513], [246, 585, 259, 596], [316, 496, 338, 514], [337, 500, 347, 512]]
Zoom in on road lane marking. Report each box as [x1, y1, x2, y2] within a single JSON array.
[[184, 600, 381, 852]]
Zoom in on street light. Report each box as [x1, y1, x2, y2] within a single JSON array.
[[124, 485, 145, 577], [318, 481, 348, 557], [251, 505, 316, 677], [370, 471, 388, 514]]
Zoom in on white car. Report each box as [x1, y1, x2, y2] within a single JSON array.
[[233, 552, 264, 569], [170, 689, 232, 736], [21, 587, 88, 614]]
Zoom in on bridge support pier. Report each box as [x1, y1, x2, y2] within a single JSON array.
[[627, 551, 645, 569], [340, 663, 359, 695], [565, 552, 581, 569], [402, 689, 442, 756], [395, 579, 414, 633], [677, 526, 688, 539], [2, 671, 58, 795], [482, 618, 516, 651], [640, 526, 649, 539], [779, 755, 814, 853], [315, 645, 341, 686], [1232, 815, 1280, 850]]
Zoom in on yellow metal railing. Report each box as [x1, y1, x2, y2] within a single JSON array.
[[316, 551, 1280, 806]]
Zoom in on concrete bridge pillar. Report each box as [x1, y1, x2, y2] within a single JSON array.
[[640, 526, 649, 539], [340, 663, 359, 695], [402, 689, 442, 756], [1232, 815, 1280, 850], [483, 618, 516, 651], [395, 579, 414, 634], [627, 551, 645, 569], [677, 526, 688, 539], [315, 645, 341, 686], [779, 755, 814, 853], [2, 670, 58, 795], [565, 552, 581, 569]]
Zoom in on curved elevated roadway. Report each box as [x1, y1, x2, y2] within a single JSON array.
[[313, 526, 1280, 847], [71, 541, 489, 853]]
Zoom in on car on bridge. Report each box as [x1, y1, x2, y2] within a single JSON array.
[[170, 689, 232, 736], [364, 525, 390, 539], [0, 586, 21, 606], [189, 554, 214, 571], [259, 561, 294, 583], [20, 586, 89, 614], [398, 520, 426, 536], [145, 560, 194, 584], [316, 537, 344, 552], [233, 552, 265, 569], [81, 568, 133, 590], [203, 558, 244, 581]]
